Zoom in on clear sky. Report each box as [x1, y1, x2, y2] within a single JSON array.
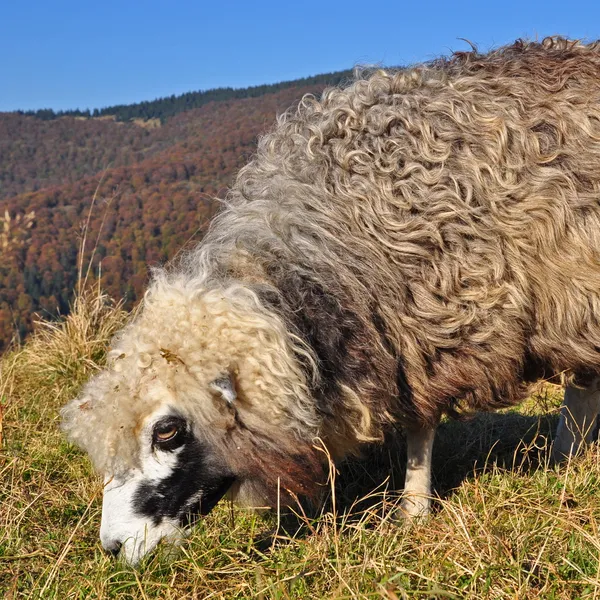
[[2, 0, 600, 112]]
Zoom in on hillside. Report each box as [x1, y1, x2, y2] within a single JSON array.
[[2, 294, 598, 598], [0, 73, 353, 351]]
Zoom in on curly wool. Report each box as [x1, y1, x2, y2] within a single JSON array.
[[195, 37, 600, 422], [64, 37, 600, 498]]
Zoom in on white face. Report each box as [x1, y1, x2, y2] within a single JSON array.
[[99, 407, 234, 565], [100, 470, 182, 565]]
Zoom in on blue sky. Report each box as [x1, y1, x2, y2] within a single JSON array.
[[2, 0, 600, 112]]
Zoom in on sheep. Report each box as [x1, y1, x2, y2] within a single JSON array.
[[62, 37, 600, 565]]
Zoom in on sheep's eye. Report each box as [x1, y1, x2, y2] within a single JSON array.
[[152, 417, 185, 447], [156, 426, 177, 441]]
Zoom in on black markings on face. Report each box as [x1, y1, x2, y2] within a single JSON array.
[[134, 416, 235, 526]]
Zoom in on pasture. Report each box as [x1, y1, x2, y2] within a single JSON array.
[[1, 289, 600, 598]]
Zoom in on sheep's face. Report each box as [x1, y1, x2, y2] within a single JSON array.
[[61, 284, 323, 565], [100, 404, 234, 565]]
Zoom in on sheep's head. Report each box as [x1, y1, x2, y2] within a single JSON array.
[[95, 379, 240, 564], [61, 280, 323, 564]]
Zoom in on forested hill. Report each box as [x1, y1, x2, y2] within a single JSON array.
[[0, 70, 355, 351]]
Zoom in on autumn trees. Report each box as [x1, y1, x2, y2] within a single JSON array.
[[0, 79, 335, 350]]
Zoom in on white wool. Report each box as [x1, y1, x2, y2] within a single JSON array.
[[61, 276, 320, 474]]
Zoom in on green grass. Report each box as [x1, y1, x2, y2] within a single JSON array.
[[2, 291, 600, 598]]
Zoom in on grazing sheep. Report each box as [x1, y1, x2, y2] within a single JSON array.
[[62, 37, 600, 565]]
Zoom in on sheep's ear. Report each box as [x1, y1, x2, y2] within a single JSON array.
[[210, 372, 237, 405]]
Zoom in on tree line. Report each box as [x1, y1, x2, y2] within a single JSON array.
[[16, 69, 354, 124]]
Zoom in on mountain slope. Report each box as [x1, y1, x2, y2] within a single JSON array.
[[0, 80, 339, 350]]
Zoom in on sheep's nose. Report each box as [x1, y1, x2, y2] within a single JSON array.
[[104, 540, 122, 558]]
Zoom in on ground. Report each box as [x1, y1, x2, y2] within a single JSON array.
[[1, 290, 600, 599]]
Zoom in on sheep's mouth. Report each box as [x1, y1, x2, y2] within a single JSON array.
[[180, 477, 236, 527]]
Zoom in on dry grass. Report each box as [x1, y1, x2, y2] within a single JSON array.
[[1, 290, 600, 599], [17, 285, 127, 387]]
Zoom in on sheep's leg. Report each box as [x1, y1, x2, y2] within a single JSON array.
[[553, 380, 600, 461], [400, 425, 436, 518]]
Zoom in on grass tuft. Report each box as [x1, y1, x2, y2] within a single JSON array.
[[18, 284, 127, 390]]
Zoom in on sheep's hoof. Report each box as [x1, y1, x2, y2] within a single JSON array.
[[398, 495, 431, 521]]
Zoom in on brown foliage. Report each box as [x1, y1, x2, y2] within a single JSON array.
[[0, 84, 324, 351]]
